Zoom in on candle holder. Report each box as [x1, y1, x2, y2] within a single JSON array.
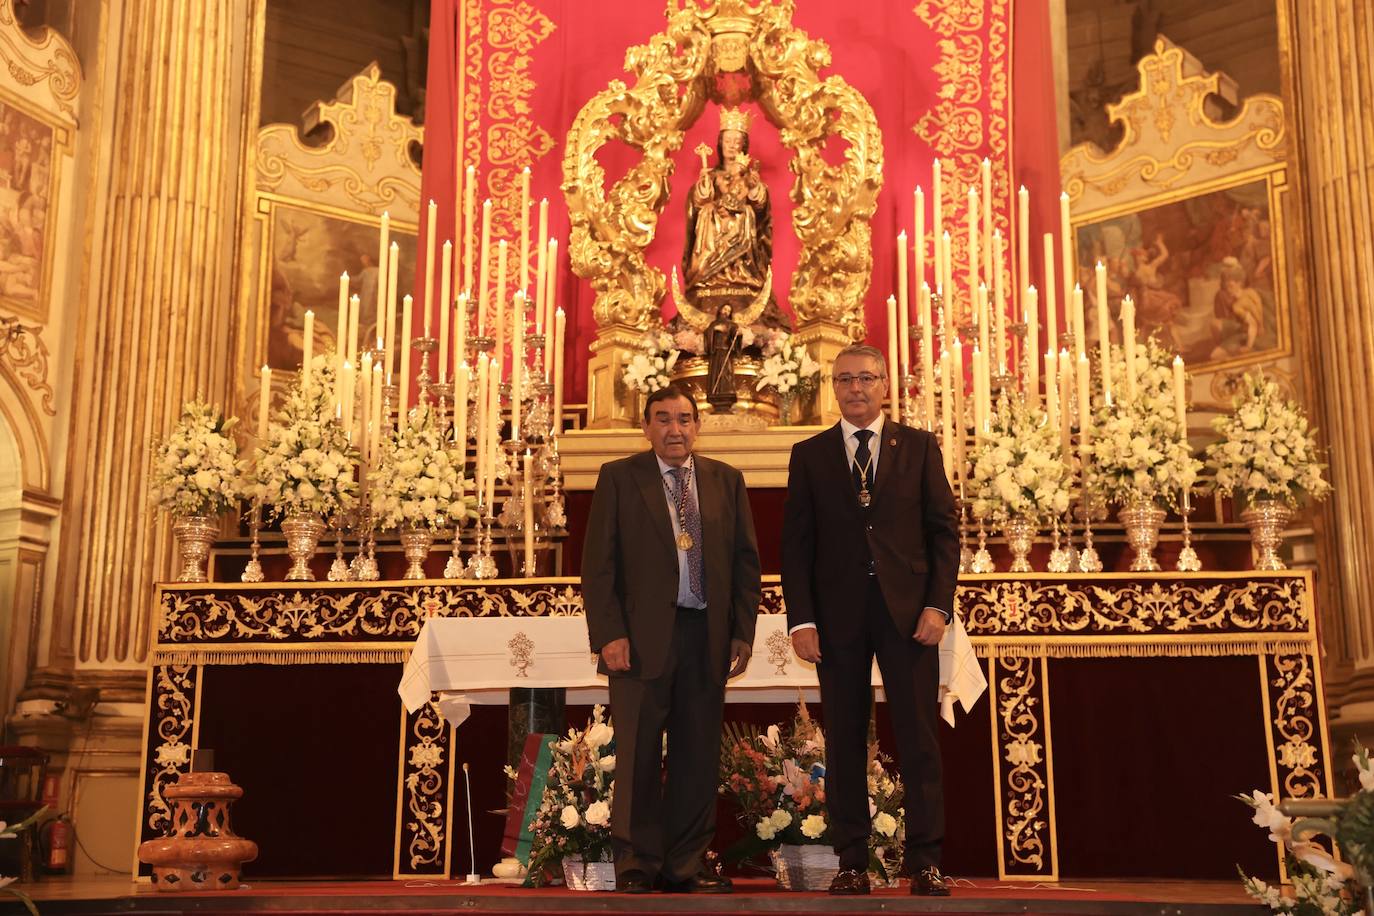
[[1077, 497, 1103, 573], [382, 383, 399, 435], [411, 335, 437, 401], [970, 514, 995, 574], [465, 512, 499, 580], [525, 380, 554, 443], [900, 373, 920, 427], [349, 507, 380, 581], [1046, 516, 1072, 573], [467, 334, 495, 358], [430, 381, 454, 434], [241, 502, 265, 583], [956, 493, 973, 575], [1176, 486, 1202, 572], [326, 513, 350, 582], [990, 368, 1017, 396]]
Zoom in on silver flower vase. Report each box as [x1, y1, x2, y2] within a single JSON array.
[[1002, 515, 1037, 572], [400, 525, 436, 579], [1118, 501, 1167, 572], [281, 511, 326, 581], [1240, 498, 1294, 571], [172, 515, 217, 583]]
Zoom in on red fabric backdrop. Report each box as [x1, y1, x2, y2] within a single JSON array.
[[416, 0, 1060, 406]]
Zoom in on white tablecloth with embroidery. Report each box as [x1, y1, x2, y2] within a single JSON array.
[[398, 613, 984, 727]]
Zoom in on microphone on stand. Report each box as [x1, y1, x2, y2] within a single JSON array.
[[463, 762, 481, 884]]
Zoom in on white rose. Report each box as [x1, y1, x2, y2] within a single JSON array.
[[559, 805, 580, 830], [873, 812, 897, 837], [192, 469, 216, 491], [584, 801, 611, 827], [770, 809, 792, 828], [800, 814, 826, 839], [755, 819, 779, 841], [595, 754, 615, 773], [585, 723, 613, 750]]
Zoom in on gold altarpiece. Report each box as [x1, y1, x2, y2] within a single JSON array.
[[562, 0, 883, 428]]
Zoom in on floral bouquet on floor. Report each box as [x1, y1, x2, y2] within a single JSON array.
[[719, 703, 904, 885], [1206, 372, 1332, 509], [522, 705, 617, 889], [1238, 744, 1374, 914], [149, 400, 242, 519], [1087, 337, 1201, 511], [248, 355, 358, 523], [369, 401, 475, 532]]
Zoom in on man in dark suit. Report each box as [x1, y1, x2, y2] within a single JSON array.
[[781, 344, 960, 896], [582, 384, 762, 894]]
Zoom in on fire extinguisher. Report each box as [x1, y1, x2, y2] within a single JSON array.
[[39, 775, 70, 873]]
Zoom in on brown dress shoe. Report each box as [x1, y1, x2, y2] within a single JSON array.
[[828, 867, 870, 895], [911, 865, 951, 896]]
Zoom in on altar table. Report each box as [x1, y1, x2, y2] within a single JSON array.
[[137, 572, 1326, 884]]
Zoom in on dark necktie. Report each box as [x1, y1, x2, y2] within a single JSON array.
[[852, 429, 874, 495], [671, 466, 705, 604]]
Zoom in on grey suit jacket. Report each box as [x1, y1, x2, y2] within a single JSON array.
[[581, 449, 762, 684]]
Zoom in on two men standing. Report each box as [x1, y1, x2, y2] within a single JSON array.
[[581, 344, 959, 896]]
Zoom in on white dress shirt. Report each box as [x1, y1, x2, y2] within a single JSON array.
[[657, 454, 706, 609], [790, 415, 948, 635]]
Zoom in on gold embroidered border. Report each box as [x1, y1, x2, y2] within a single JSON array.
[[988, 654, 1057, 880], [393, 701, 456, 878]]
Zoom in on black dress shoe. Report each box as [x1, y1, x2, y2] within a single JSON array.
[[911, 865, 951, 896], [662, 871, 733, 893], [828, 867, 870, 895], [617, 872, 654, 894]]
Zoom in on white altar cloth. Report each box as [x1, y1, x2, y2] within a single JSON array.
[[398, 613, 985, 728]]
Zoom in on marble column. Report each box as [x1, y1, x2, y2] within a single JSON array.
[[1290, 0, 1374, 718]]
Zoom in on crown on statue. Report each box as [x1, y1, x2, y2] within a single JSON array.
[[719, 106, 752, 134], [698, 0, 763, 36]]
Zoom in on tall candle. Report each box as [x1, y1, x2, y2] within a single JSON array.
[[1121, 295, 1138, 400], [939, 347, 953, 480], [1043, 233, 1059, 351], [896, 231, 910, 378], [951, 335, 966, 478], [921, 282, 935, 429], [475, 353, 490, 506], [455, 292, 469, 381], [477, 200, 492, 334], [336, 272, 349, 373], [981, 158, 993, 290], [257, 365, 272, 440], [1058, 348, 1072, 459], [1173, 355, 1188, 440], [932, 159, 943, 268], [1076, 352, 1092, 439], [495, 240, 509, 368], [301, 309, 314, 393], [371, 362, 383, 464], [511, 291, 525, 442], [977, 284, 990, 359], [942, 231, 953, 334], [339, 360, 355, 440], [385, 241, 400, 377], [914, 186, 925, 291], [992, 231, 1006, 372], [359, 352, 373, 460], [464, 166, 476, 293], [971, 342, 985, 432], [1060, 192, 1074, 328], [486, 358, 500, 511], [522, 451, 534, 575], [439, 241, 452, 382], [1018, 185, 1030, 299], [535, 199, 549, 332], [967, 188, 979, 300], [520, 167, 531, 291], [454, 362, 470, 455], [398, 294, 413, 429], [1044, 349, 1059, 430], [886, 294, 900, 422], [1095, 261, 1113, 404], [1072, 285, 1086, 358], [553, 307, 566, 435], [1025, 286, 1040, 404], [544, 239, 559, 359], [347, 294, 360, 372], [423, 199, 437, 336], [377, 210, 390, 317]]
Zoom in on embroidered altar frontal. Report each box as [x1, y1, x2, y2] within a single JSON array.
[[137, 572, 1324, 883]]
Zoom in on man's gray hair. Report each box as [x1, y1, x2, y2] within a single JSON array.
[[833, 343, 888, 377]]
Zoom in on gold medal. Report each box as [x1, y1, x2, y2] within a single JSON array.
[[859, 489, 872, 508], [677, 531, 695, 551]]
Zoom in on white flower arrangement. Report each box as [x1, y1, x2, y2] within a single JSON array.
[[149, 401, 241, 518], [249, 354, 358, 521], [757, 338, 820, 397], [1206, 373, 1331, 508], [369, 402, 474, 531], [621, 348, 679, 395], [968, 395, 1073, 523], [524, 706, 617, 885], [1088, 338, 1201, 510]]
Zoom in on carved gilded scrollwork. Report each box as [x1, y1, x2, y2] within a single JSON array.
[[0, 0, 78, 120], [562, 0, 882, 334], [398, 702, 453, 876], [990, 655, 1055, 879], [140, 664, 199, 872], [0, 315, 54, 414]]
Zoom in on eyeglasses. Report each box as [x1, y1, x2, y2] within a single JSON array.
[[833, 373, 886, 388]]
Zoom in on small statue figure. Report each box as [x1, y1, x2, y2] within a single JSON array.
[[704, 303, 743, 412]]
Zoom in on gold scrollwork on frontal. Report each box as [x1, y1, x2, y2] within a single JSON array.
[[562, 0, 882, 333], [401, 702, 452, 874], [144, 665, 198, 842], [992, 655, 1053, 877], [1264, 651, 1328, 801]]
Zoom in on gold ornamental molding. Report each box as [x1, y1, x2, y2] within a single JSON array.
[[1060, 37, 1285, 212], [0, 0, 79, 120], [562, 0, 883, 333], [255, 63, 423, 222]]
